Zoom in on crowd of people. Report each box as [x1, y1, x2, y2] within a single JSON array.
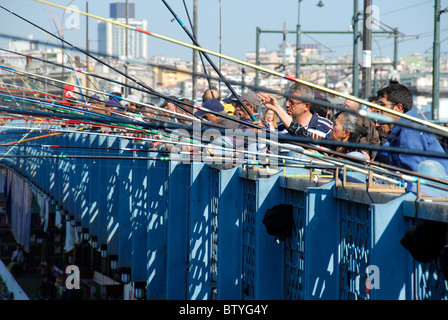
[[74, 80, 448, 184]]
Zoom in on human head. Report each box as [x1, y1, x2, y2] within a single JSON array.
[[264, 109, 276, 122], [376, 80, 413, 116], [196, 99, 224, 123], [331, 111, 361, 143], [344, 99, 359, 111], [160, 95, 178, 113], [234, 91, 263, 119], [285, 83, 314, 119], [88, 94, 102, 105], [202, 87, 220, 102], [179, 98, 194, 115], [125, 95, 141, 110], [311, 97, 332, 118]]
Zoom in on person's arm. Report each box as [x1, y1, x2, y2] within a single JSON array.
[[257, 93, 292, 128], [257, 93, 311, 137]]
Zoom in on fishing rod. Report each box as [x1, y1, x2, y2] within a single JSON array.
[[5, 47, 444, 141], [10, 132, 410, 190], [161, 0, 257, 122], [3, 79, 448, 179], [0, 5, 205, 125], [0, 65, 200, 124], [2, 116, 443, 187], [3, 63, 445, 146], [0, 55, 267, 132], [3, 99, 448, 166], [2, 90, 447, 174], [0, 47, 209, 124], [33, 0, 448, 137], [0, 63, 268, 132], [286, 139, 448, 188], [0, 120, 44, 162], [180, 0, 216, 101], [264, 137, 448, 192], [4, 117, 448, 194], [0, 88, 251, 141]]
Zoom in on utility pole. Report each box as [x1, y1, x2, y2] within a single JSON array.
[[362, 0, 372, 98], [192, 0, 198, 104], [296, 0, 302, 79], [352, 0, 360, 96], [125, 0, 129, 97], [86, 0, 89, 96], [432, 0, 441, 120]]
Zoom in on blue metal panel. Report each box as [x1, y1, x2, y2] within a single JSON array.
[[242, 177, 256, 300], [72, 134, 83, 225], [79, 134, 90, 233], [65, 133, 77, 217], [117, 138, 133, 271], [146, 151, 168, 299], [210, 167, 220, 300], [188, 162, 212, 300], [339, 199, 371, 300], [96, 135, 110, 250], [253, 172, 283, 299], [60, 134, 72, 214], [283, 186, 306, 300], [216, 166, 243, 299], [165, 159, 190, 300], [368, 193, 415, 300], [106, 136, 120, 257], [4, 130, 448, 301], [414, 259, 448, 300], [130, 143, 150, 284], [86, 135, 104, 242], [304, 182, 339, 300]]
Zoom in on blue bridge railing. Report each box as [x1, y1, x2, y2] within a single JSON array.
[[2, 129, 448, 300]]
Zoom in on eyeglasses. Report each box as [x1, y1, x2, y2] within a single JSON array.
[[286, 99, 304, 107]]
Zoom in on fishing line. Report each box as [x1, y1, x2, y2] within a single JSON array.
[[0, 64, 200, 124], [5, 47, 443, 140], [0, 4, 202, 124], [161, 0, 257, 122], [31, 0, 448, 137]]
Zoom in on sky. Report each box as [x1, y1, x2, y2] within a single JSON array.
[[0, 0, 447, 64]]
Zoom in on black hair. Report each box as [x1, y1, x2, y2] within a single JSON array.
[[310, 97, 330, 117], [376, 80, 413, 113]]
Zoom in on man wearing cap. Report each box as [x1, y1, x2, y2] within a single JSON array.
[[196, 99, 229, 125], [224, 91, 270, 131]]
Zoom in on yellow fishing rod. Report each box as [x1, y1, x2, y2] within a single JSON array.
[[34, 0, 448, 135]]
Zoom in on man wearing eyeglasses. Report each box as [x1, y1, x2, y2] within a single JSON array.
[[376, 80, 448, 178], [257, 83, 333, 140]]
